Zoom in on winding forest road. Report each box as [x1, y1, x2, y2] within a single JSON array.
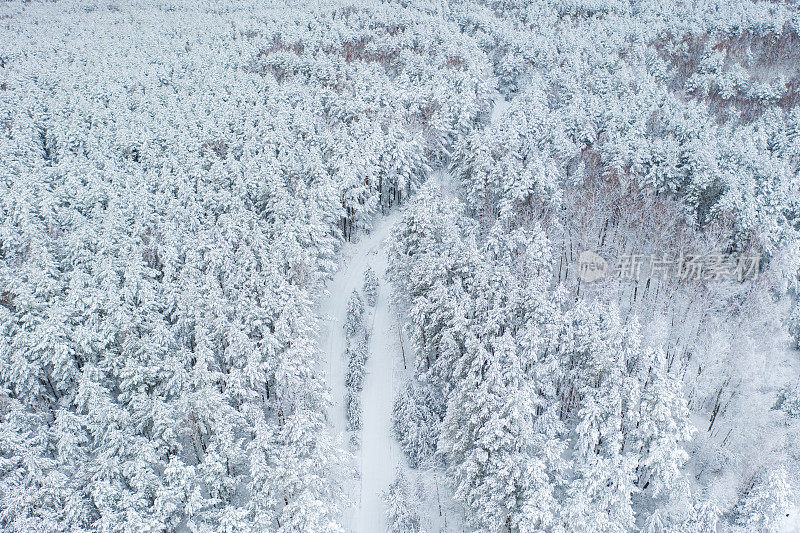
[[320, 90, 510, 532]]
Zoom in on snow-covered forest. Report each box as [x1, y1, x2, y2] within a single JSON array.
[[0, 0, 798, 531]]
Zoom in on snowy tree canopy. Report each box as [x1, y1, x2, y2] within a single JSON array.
[[2, 0, 799, 530]]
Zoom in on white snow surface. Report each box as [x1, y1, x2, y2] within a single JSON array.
[[319, 210, 402, 532]]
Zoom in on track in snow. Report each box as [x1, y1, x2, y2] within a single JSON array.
[[320, 210, 403, 532]]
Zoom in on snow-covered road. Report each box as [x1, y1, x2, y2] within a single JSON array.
[[319, 90, 510, 532], [358, 246, 399, 532], [319, 211, 403, 532]]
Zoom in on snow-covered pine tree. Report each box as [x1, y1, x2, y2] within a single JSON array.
[[346, 390, 362, 432], [557, 305, 638, 532], [679, 500, 721, 533], [363, 267, 379, 307], [345, 335, 369, 394], [439, 331, 560, 532], [736, 468, 794, 532], [635, 347, 694, 499], [384, 469, 425, 533], [344, 294, 370, 434], [392, 380, 445, 468], [344, 290, 365, 340]]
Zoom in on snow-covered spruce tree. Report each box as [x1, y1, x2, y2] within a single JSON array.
[[634, 347, 695, 498], [557, 306, 641, 532], [343, 286, 370, 433], [440, 332, 561, 532], [775, 378, 800, 418], [0, 396, 91, 530], [384, 469, 425, 533], [386, 187, 484, 391], [392, 380, 446, 468], [344, 328, 369, 433], [735, 468, 794, 532], [679, 500, 721, 533], [644, 509, 668, 533], [344, 290, 365, 340], [345, 334, 369, 395], [345, 389, 362, 432], [363, 267, 379, 307], [554, 306, 693, 531]]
